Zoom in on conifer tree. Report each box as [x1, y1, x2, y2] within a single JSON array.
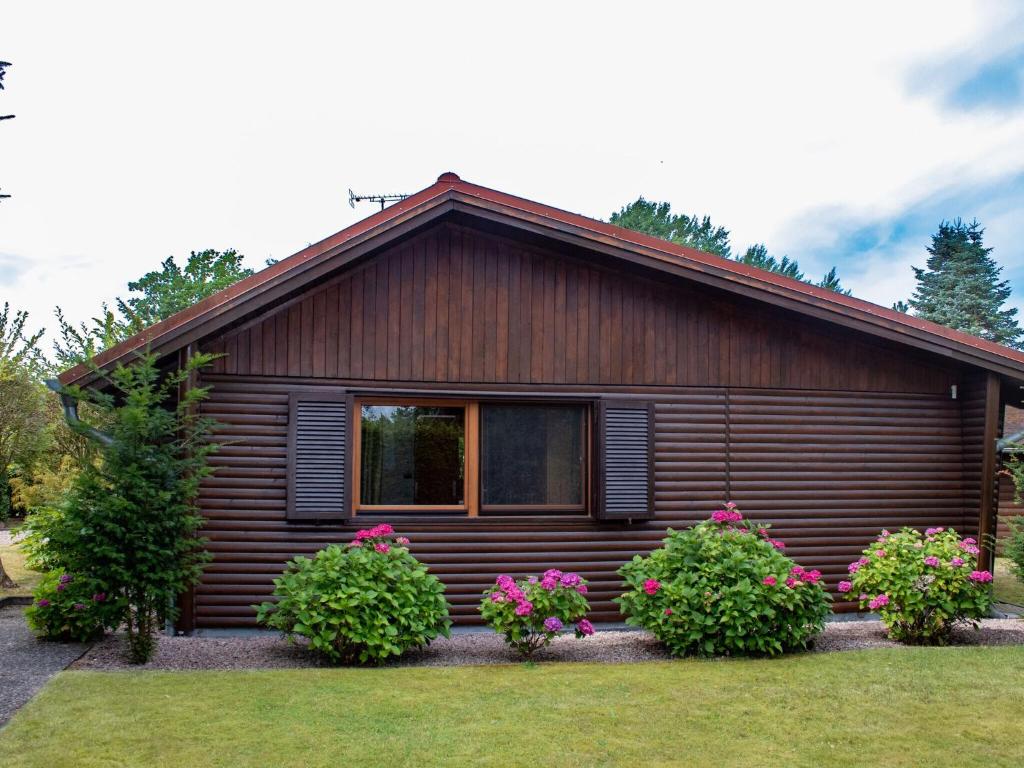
[[910, 219, 1020, 347]]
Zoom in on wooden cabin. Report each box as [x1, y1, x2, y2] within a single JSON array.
[[59, 172, 1024, 629]]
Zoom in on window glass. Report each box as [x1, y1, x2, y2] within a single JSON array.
[[480, 405, 585, 508], [360, 405, 465, 506]]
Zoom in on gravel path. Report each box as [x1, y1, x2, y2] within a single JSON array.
[[73, 618, 1024, 671], [0, 606, 89, 726]]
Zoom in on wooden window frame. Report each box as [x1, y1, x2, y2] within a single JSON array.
[[353, 397, 479, 516], [350, 395, 590, 518]]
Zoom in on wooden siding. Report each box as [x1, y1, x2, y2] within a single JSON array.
[[195, 377, 972, 627], [205, 223, 956, 395]]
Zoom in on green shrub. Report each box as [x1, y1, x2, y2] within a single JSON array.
[[1006, 517, 1024, 588], [25, 571, 122, 642], [837, 527, 992, 644], [616, 504, 831, 657], [479, 570, 593, 660], [255, 525, 451, 665]]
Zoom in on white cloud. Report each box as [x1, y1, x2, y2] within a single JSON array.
[[1, 1, 1023, 345]]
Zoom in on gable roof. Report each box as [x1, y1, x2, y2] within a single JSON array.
[[59, 171, 1024, 386]]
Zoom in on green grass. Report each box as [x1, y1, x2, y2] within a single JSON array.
[[0, 540, 40, 598], [994, 557, 1024, 607], [2, 647, 1024, 767]]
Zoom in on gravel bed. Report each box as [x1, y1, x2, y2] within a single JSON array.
[[72, 618, 1024, 671], [0, 606, 90, 726]]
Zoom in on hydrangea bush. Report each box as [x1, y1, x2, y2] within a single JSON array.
[[25, 571, 122, 642], [479, 569, 593, 659], [255, 524, 451, 664], [837, 527, 993, 645], [617, 504, 831, 657]]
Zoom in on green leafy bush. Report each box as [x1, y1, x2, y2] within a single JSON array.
[[617, 504, 831, 657], [479, 570, 593, 659], [255, 525, 451, 665], [837, 527, 993, 644], [25, 571, 122, 642], [1006, 517, 1024, 589]]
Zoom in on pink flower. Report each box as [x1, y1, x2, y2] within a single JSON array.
[[496, 575, 515, 591], [505, 586, 525, 602], [374, 542, 390, 554], [664, 608, 673, 616], [36, 599, 50, 607], [790, 566, 805, 578], [576, 584, 588, 594], [963, 537, 977, 545], [59, 574, 72, 585], [543, 617, 563, 632], [371, 523, 394, 537], [868, 594, 890, 610], [643, 579, 661, 595], [73, 603, 86, 611], [923, 556, 940, 567], [804, 570, 822, 584], [577, 619, 595, 636], [847, 561, 861, 574], [925, 527, 944, 535], [762, 576, 777, 586], [354, 529, 373, 541], [768, 539, 786, 550], [347, 540, 363, 548], [951, 557, 964, 567], [880, 529, 890, 538], [56, 583, 67, 592], [560, 572, 581, 587], [858, 593, 869, 601], [725, 501, 737, 509], [543, 569, 563, 581], [515, 601, 533, 616], [837, 580, 852, 593], [960, 541, 980, 556], [490, 592, 505, 603], [757, 528, 769, 538], [969, 570, 993, 583], [785, 577, 799, 588], [711, 509, 743, 523], [395, 536, 410, 545], [92, 593, 106, 603], [540, 576, 558, 591], [875, 550, 886, 558]]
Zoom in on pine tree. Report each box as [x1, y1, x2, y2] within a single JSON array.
[[609, 198, 732, 258], [910, 219, 1021, 347], [817, 267, 851, 296]]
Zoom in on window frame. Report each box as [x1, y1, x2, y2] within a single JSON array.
[[350, 395, 591, 518]]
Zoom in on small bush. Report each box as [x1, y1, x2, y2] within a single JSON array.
[[837, 527, 993, 644], [617, 504, 831, 657], [255, 524, 451, 665], [479, 570, 593, 659], [1006, 517, 1024, 587], [25, 571, 122, 642]]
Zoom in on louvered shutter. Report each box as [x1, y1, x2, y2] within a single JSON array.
[[594, 400, 655, 521], [287, 393, 352, 522]]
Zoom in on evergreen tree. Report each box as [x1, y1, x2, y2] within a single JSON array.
[[910, 219, 1020, 346], [817, 267, 852, 296], [892, 300, 910, 313], [736, 244, 805, 281], [609, 198, 732, 258]]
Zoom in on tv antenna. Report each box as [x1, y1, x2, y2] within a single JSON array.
[[348, 189, 409, 211]]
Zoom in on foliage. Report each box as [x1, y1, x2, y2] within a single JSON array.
[[54, 249, 252, 366], [117, 249, 254, 327], [609, 198, 732, 258], [909, 218, 1020, 347], [1003, 518, 1024, 594], [0, 302, 48, 378], [39, 351, 218, 663], [736, 243, 804, 280], [617, 504, 831, 656], [817, 266, 851, 295], [837, 527, 993, 644], [478, 570, 593, 659], [24, 570, 122, 642], [255, 525, 451, 665]]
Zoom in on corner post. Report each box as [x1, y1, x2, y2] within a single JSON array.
[[979, 372, 1001, 572]]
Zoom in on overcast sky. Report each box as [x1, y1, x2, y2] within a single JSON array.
[[3, 1, 1024, 353]]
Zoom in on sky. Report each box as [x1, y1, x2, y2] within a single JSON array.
[[3, 1, 1024, 354]]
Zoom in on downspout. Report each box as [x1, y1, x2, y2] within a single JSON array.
[[45, 379, 113, 446]]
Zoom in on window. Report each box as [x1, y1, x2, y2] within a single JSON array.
[[480, 404, 587, 511], [351, 398, 588, 516]]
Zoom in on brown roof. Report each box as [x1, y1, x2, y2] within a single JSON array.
[[59, 171, 1024, 385]]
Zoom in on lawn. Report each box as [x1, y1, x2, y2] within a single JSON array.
[[994, 557, 1024, 606], [0, 539, 40, 599], [2, 647, 1024, 767]]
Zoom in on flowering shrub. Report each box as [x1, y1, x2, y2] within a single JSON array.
[[25, 571, 122, 642], [255, 525, 450, 664], [617, 504, 831, 657], [838, 527, 993, 645], [479, 569, 593, 659]]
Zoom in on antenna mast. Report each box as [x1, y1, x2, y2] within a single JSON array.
[[348, 189, 409, 211]]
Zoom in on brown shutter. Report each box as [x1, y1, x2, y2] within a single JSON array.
[[287, 392, 352, 522], [594, 400, 655, 521]]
